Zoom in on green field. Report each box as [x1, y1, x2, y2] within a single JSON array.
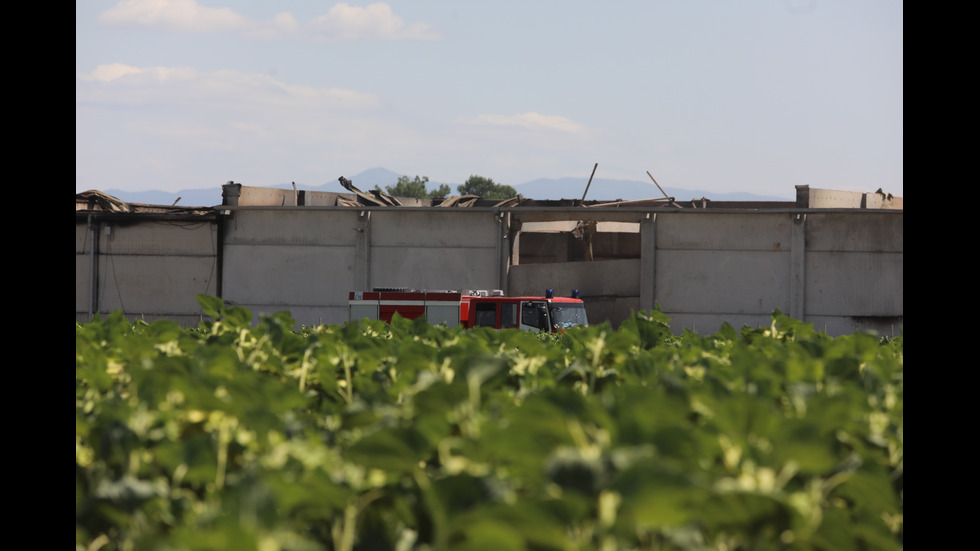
[[76, 296, 903, 550]]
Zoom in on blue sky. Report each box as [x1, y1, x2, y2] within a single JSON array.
[[76, 1, 903, 199]]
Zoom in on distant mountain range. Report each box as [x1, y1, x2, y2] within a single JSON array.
[[94, 167, 793, 207]]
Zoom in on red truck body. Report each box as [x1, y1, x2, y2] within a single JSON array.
[[348, 289, 588, 332]]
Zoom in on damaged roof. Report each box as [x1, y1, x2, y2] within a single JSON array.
[[336, 176, 527, 208], [78, 181, 902, 212], [75, 190, 216, 216]]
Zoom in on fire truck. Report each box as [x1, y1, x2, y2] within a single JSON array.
[[348, 288, 588, 332]]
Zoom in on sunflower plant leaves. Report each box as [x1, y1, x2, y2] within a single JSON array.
[[77, 309, 902, 550]]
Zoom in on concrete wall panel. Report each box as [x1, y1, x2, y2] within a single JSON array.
[[371, 211, 498, 248], [89, 255, 217, 315], [369, 245, 498, 291], [655, 249, 791, 314], [800, 188, 865, 209], [657, 213, 793, 251], [77, 220, 216, 255], [363, 210, 501, 290], [224, 209, 360, 247], [806, 212, 903, 252], [76, 223, 94, 253], [239, 187, 298, 206], [75, 220, 218, 324], [76, 254, 92, 313], [805, 251, 903, 316], [222, 243, 355, 306]]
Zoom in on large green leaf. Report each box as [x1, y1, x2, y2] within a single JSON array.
[[345, 427, 433, 474]]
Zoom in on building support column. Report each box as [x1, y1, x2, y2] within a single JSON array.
[[354, 210, 371, 291], [639, 213, 657, 312], [496, 210, 509, 293], [790, 212, 807, 321], [88, 215, 100, 320]]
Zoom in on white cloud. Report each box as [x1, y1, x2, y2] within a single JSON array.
[[463, 112, 588, 134], [77, 64, 380, 110], [310, 3, 441, 41], [238, 11, 302, 41], [272, 11, 300, 33], [97, 1, 439, 42], [82, 63, 145, 82], [98, 0, 250, 32]]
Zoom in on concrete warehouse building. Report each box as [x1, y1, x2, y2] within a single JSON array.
[[75, 182, 903, 337]]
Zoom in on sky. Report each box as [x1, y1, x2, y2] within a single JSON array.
[[76, 1, 903, 200]]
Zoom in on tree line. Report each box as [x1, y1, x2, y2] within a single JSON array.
[[375, 175, 517, 200]]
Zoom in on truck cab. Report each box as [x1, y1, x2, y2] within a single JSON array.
[[349, 289, 588, 333], [463, 295, 588, 332]]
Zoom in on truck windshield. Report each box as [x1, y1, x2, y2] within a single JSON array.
[[549, 303, 588, 329]]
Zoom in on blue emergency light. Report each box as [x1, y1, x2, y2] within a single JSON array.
[[546, 289, 554, 298]]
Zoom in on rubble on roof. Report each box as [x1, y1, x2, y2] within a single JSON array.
[[338, 177, 402, 206], [75, 190, 214, 215], [437, 194, 481, 207], [335, 177, 531, 208], [585, 197, 681, 208], [76, 190, 134, 213], [94, 180, 899, 211]]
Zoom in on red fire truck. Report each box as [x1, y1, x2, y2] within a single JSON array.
[[348, 288, 588, 332]]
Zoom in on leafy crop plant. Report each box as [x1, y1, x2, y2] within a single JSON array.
[[76, 296, 902, 550]]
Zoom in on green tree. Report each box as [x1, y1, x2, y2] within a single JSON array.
[[377, 175, 451, 199], [456, 175, 518, 199]]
